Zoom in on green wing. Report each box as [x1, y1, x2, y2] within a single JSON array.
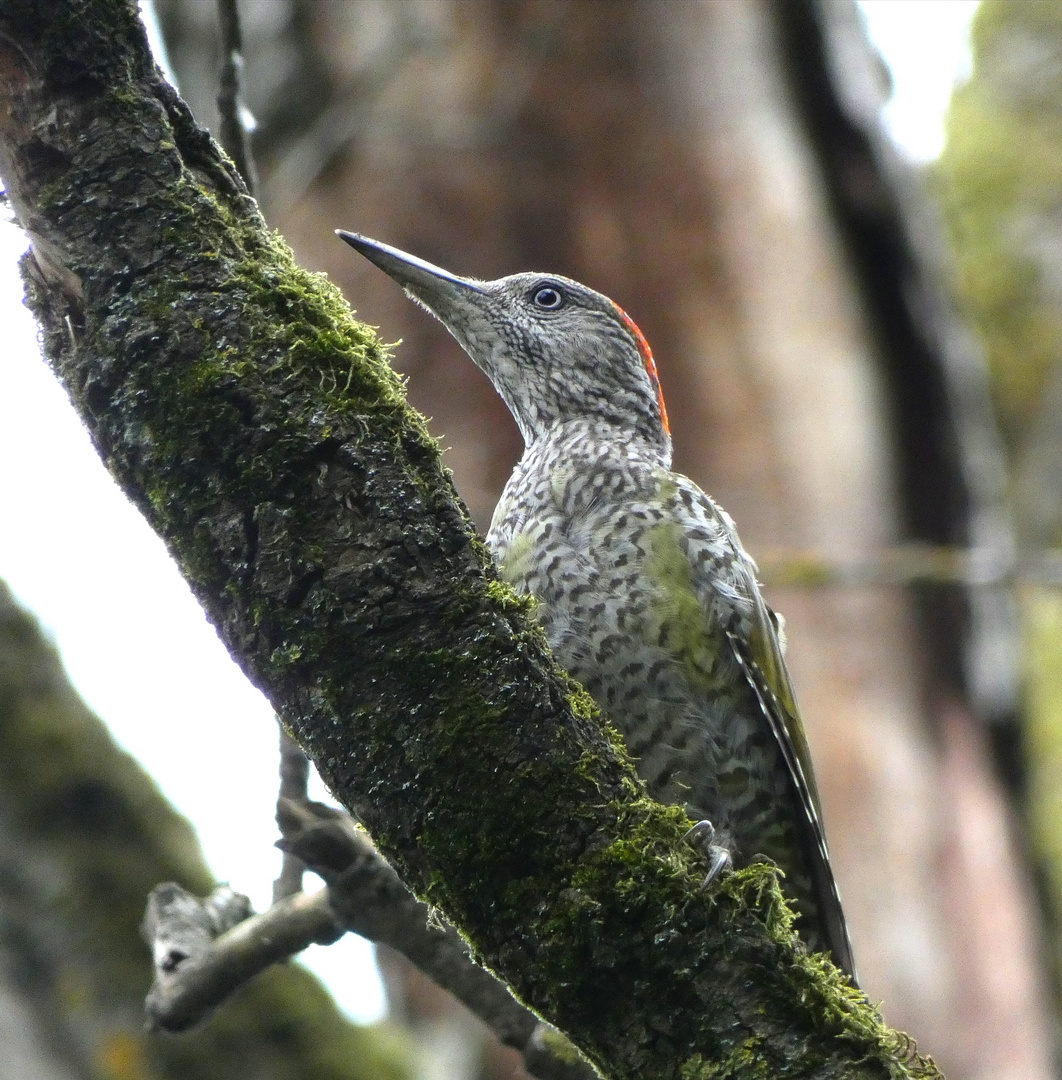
[[725, 587, 856, 980], [696, 497, 857, 979], [739, 591, 823, 816]]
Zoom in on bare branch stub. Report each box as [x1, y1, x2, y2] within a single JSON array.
[[142, 881, 341, 1032]]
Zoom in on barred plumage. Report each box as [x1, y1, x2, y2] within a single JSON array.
[[339, 230, 856, 980]]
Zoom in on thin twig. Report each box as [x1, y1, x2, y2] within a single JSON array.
[[215, 0, 257, 195], [143, 882, 341, 1032], [757, 544, 1062, 588], [272, 723, 309, 901]]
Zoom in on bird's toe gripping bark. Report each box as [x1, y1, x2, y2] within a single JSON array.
[[683, 819, 732, 889]]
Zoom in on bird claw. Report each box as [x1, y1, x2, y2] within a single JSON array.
[[701, 847, 732, 890], [683, 819, 732, 890]]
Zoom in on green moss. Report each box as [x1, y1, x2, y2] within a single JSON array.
[[485, 576, 537, 616], [535, 1024, 586, 1065], [681, 1043, 770, 1080], [566, 686, 600, 722]]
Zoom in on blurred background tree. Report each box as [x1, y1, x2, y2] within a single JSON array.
[[936, 0, 1062, 1045], [8, 1, 1062, 1079]]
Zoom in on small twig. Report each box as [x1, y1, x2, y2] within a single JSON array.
[[757, 544, 1062, 588], [215, 0, 258, 196], [276, 800, 547, 1052], [272, 722, 309, 902], [142, 800, 598, 1080]]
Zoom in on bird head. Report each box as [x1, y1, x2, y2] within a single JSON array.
[[338, 232, 671, 453]]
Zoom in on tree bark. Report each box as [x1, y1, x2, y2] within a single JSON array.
[[0, 2, 935, 1078]]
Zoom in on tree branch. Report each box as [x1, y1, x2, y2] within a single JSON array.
[[144, 800, 598, 1080], [275, 800, 545, 1054], [757, 544, 1062, 588], [0, 2, 937, 1076], [143, 882, 334, 1032]]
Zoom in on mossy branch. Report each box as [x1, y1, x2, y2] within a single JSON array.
[[0, 2, 938, 1077]]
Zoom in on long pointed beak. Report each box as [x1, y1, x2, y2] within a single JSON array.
[[336, 231, 485, 303]]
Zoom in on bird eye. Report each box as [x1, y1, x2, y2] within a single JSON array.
[[531, 284, 564, 310]]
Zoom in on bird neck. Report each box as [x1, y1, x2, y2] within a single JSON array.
[[522, 417, 673, 468]]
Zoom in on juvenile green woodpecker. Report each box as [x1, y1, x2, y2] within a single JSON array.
[[338, 231, 856, 979]]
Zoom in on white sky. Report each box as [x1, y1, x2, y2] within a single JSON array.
[[860, 0, 981, 162], [0, 1, 978, 1027]]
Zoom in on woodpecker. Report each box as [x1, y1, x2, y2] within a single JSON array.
[[337, 231, 856, 979]]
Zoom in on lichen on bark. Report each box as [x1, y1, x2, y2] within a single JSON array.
[[0, 1, 939, 1077]]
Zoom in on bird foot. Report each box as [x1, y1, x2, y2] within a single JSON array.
[[683, 819, 732, 889]]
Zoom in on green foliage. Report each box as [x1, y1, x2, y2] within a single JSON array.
[[1023, 589, 1062, 976], [935, 0, 1062, 443]]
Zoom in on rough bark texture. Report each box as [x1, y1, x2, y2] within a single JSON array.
[[0, 1, 935, 1078]]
